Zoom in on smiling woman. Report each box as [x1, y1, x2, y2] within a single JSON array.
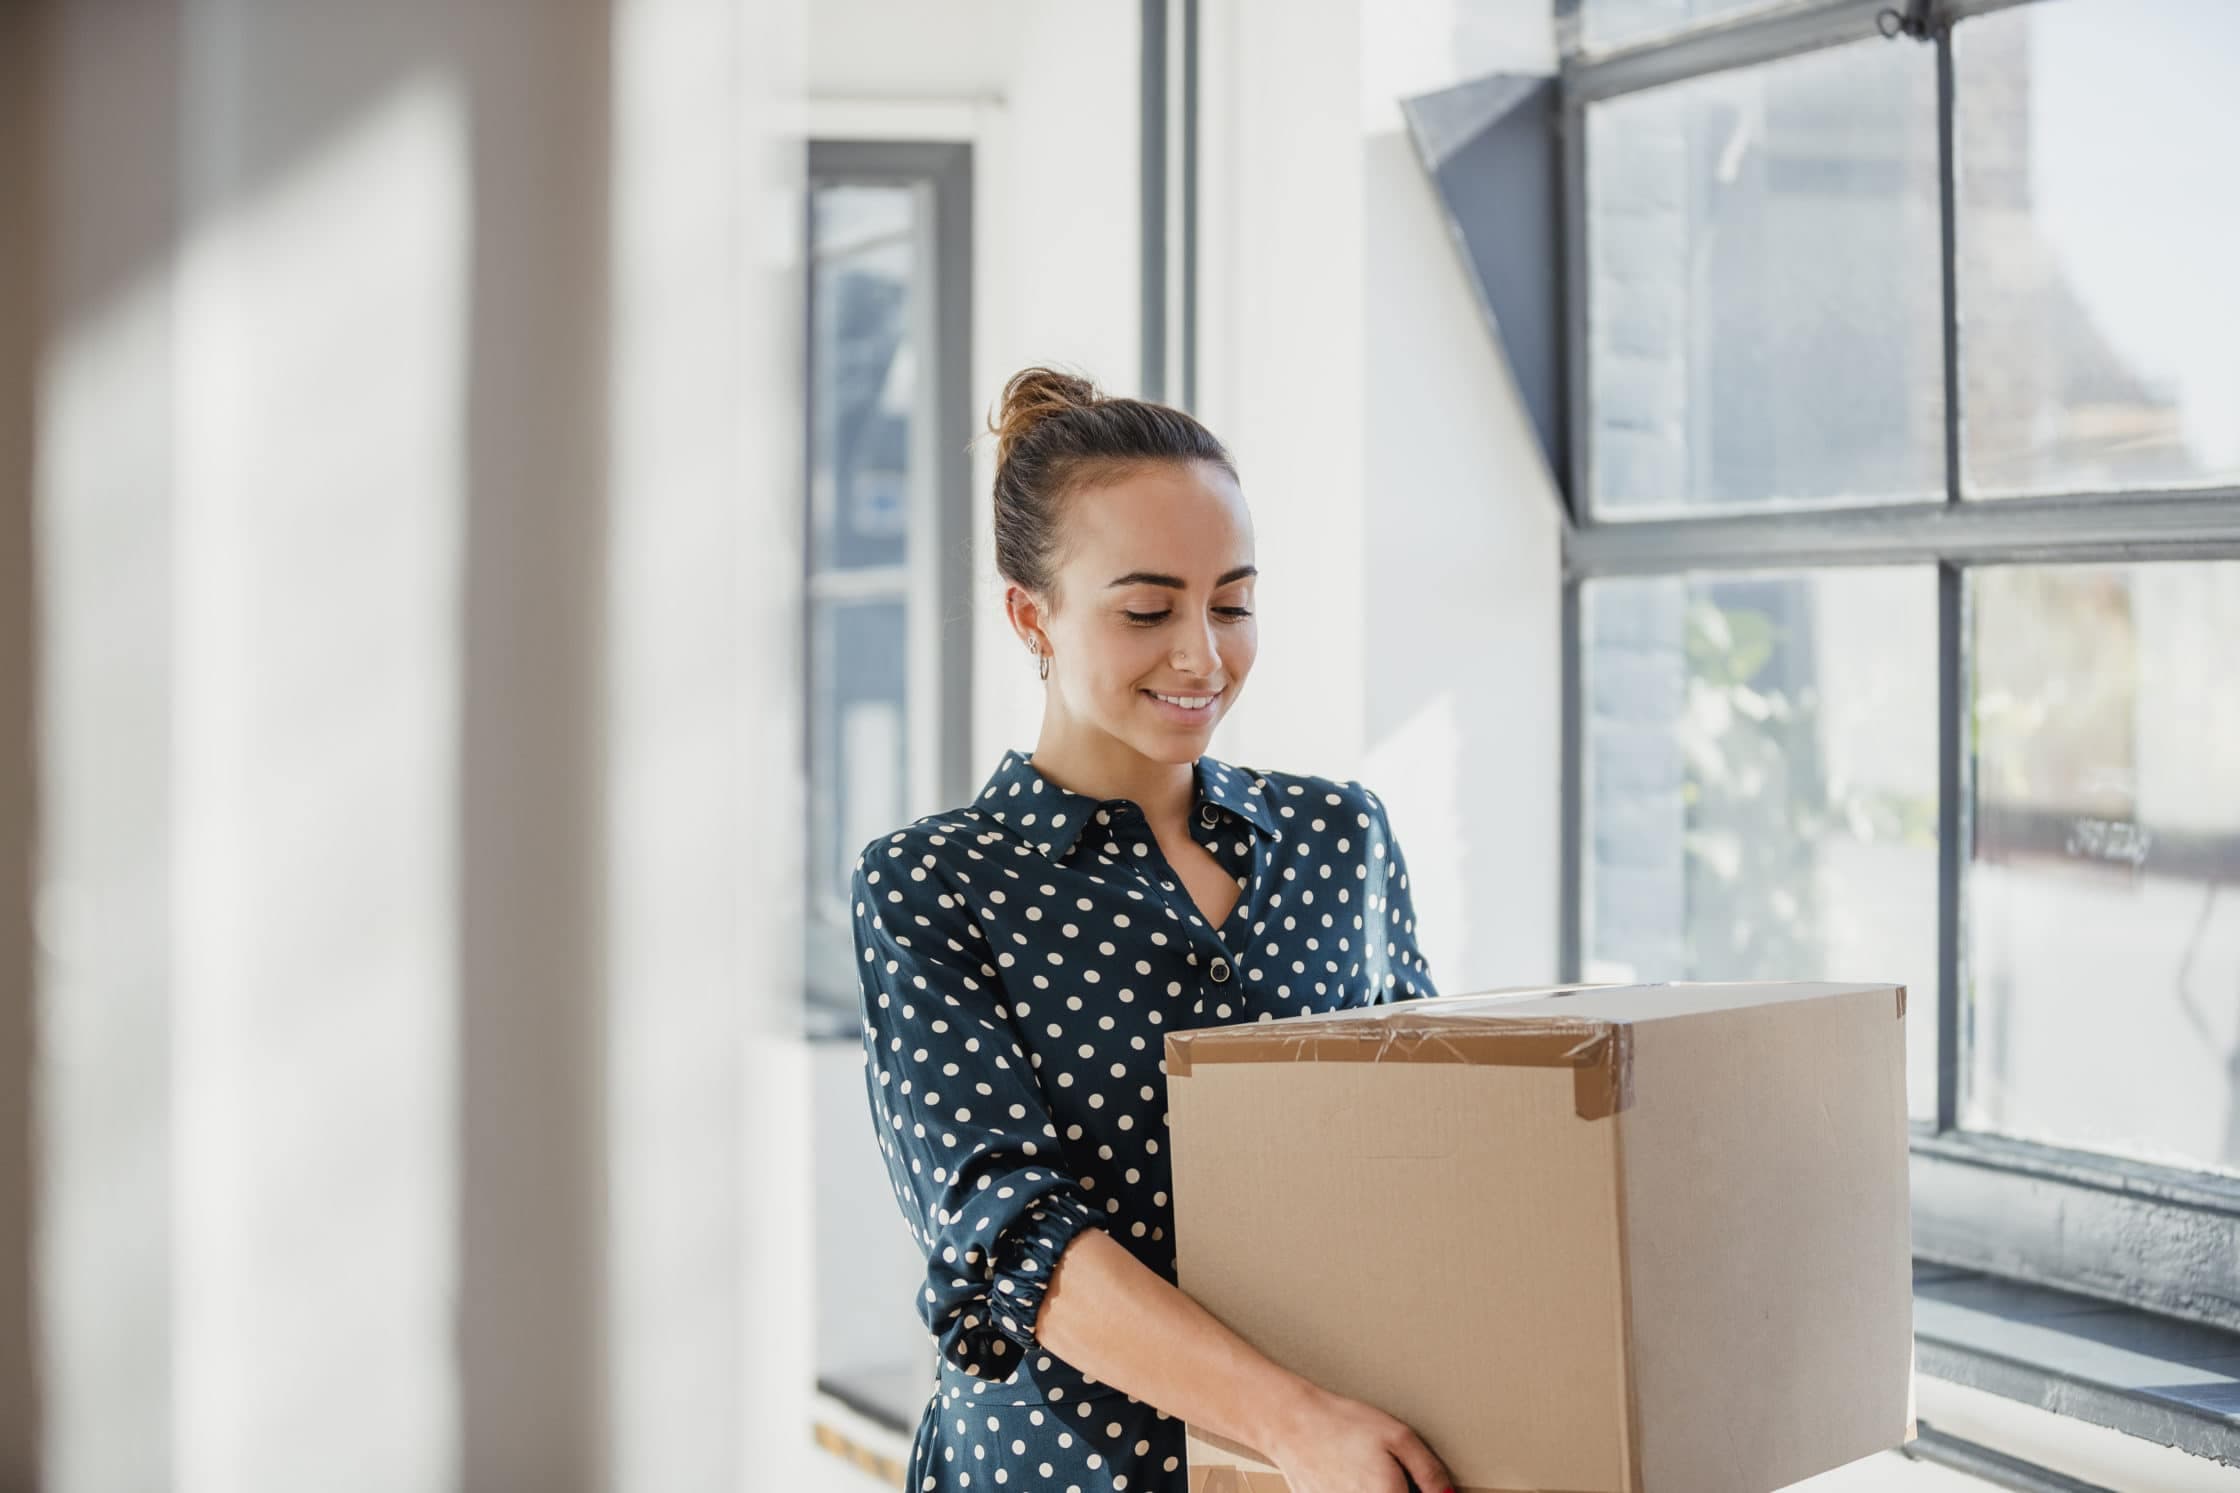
[[846, 366, 1456, 1493], [990, 367, 1260, 768]]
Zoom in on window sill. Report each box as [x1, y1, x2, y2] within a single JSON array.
[[812, 1368, 919, 1489], [1913, 1259, 2240, 1485], [804, 1271, 2240, 1489]]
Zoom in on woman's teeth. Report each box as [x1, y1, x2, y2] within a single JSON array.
[[1148, 691, 1215, 710]]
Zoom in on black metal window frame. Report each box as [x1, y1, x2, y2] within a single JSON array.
[[1553, 0, 2240, 1332], [801, 139, 978, 1037]]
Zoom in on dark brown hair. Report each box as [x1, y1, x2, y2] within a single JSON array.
[[988, 365, 1237, 608]]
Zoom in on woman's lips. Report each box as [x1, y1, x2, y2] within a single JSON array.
[[1141, 688, 1220, 722]]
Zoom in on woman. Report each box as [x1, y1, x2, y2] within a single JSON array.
[[850, 367, 1455, 1493]]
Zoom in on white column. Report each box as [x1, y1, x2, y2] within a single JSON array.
[[171, 5, 468, 1486], [605, 0, 813, 1487]]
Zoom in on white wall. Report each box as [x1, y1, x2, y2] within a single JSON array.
[[1361, 6, 1567, 994], [1193, 0, 1371, 778], [1198, 0, 1566, 992]]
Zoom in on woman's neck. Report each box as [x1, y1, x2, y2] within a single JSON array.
[[1027, 723, 1198, 838]]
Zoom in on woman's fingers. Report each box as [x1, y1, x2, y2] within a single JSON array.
[[1392, 1432, 1454, 1493]]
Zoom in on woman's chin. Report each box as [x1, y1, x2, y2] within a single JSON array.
[[1119, 718, 1213, 763]]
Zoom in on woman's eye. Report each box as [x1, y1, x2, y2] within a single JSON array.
[[1128, 608, 1254, 626]]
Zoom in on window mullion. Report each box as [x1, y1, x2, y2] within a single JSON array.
[[1935, 20, 1961, 511], [1559, 581, 1584, 983], [1936, 563, 1966, 1134], [1933, 6, 1965, 1138]]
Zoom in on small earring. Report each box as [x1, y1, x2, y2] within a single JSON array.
[[1029, 641, 1050, 681]]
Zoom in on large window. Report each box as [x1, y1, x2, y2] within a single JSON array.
[[1562, 0, 2240, 1330], [802, 141, 975, 1031]]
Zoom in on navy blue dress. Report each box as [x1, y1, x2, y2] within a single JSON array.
[[850, 746, 1439, 1493]]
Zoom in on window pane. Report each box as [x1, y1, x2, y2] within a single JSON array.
[[1967, 563, 2240, 1173], [1586, 40, 1944, 516], [1584, 568, 1940, 1120], [814, 181, 913, 256], [807, 597, 908, 924], [809, 182, 922, 571], [1956, 0, 2240, 497], [1578, 0, 1791, 54]]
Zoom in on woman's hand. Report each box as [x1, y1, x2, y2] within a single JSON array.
[[1260, 1381, 1455, 1493]]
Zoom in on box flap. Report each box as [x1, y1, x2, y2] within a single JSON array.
[[1482, 980, 1902, 1024]]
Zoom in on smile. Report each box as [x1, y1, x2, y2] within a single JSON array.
[[1144, 690, 1218, 711]]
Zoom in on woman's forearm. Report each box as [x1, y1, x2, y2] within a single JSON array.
[[1029, 1226, 1327, 1460]]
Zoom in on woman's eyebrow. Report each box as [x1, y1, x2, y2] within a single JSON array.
[[1106, 564, 1258, 589]]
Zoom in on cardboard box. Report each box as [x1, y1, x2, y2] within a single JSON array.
[[1165, 981, 1916, 1493]]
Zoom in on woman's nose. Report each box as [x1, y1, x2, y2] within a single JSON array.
[[1173, 614, 1220, 673]]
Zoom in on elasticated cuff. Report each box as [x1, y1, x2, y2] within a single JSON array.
[[940, 1189, 1104, 1382]]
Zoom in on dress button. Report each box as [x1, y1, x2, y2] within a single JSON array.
[[1210, 957, 1231, 983], [1198, 802, 1219, 828]]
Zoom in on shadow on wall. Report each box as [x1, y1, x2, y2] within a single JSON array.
[[4, 0, 41, 1480]]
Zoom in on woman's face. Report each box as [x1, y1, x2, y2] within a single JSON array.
[[1022, 458, 1257, 764]]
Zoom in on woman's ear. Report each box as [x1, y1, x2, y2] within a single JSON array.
[[1005, 583, 1047, 653]]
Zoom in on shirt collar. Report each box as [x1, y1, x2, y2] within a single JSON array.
[[973, 747, 1285, 862]]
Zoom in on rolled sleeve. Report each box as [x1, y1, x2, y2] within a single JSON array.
[[1363, 793, 1440, 1002], [849, 841, 1104, 1383]]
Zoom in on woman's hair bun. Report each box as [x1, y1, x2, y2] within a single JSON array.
[[985, 362, 1236, 603], [989, 366, 1100, 471]]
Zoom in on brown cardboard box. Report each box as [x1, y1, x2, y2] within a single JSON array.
[[1165, 981, 1916, 1493]]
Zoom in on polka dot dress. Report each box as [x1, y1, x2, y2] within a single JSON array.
[[851, 747, 1439, 1493]]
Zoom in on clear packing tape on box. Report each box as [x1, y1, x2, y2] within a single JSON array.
[[1165, 981, 1907, 1123]]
